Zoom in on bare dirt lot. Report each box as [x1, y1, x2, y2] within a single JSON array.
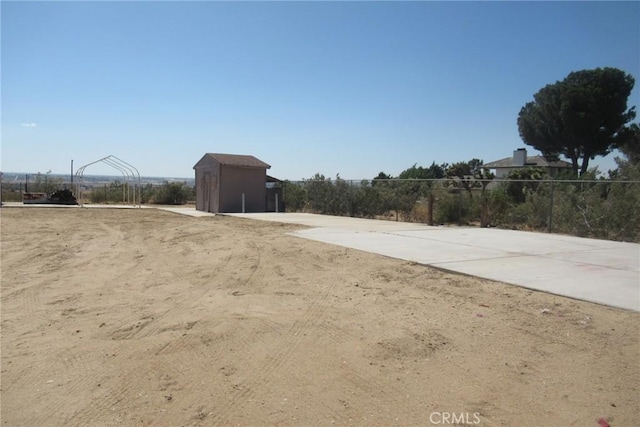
[[1, 207, 638, 426]]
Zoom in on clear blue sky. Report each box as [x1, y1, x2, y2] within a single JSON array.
[[2, 1, 639, 180]]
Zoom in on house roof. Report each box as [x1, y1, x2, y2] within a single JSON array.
[[194, 153, 271, 169], [484, 155, 571, 169]]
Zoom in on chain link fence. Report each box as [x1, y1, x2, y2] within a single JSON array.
[[3, 174, 638, 242], [1, 176, 194, 206], [280, 178, 640, 242]]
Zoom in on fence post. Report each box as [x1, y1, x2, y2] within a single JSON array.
[[427, 192, 434, 226], [458, 188, 463, 225], [547, 181, 555, 233], [349, 180, 354, 217], [242, 193, 245, 213]]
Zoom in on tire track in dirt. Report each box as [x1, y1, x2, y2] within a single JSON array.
[[5, 345, 128, 426], [4, 282, 41, 314], [3, 212, 412, 424], [103, 228, 237, 342], [62, 319, 279, 425], [223, 240, 264, 294], [107, 259, 229, 342], [26, 220, 227, 424], [1, 216, 158, 425], [132, 240, 282, 425], [58, 241, 276, 425], [60, 356, 157, 427], [9, 316, 167, 424], [244, 242, 263, 289], [153, 328, 217, 358], [208, 249, 386, 424], [208, 266, 355, 425], [43, 330, 215, 426]]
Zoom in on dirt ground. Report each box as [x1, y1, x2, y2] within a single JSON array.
[[1, 207, 638, 427]]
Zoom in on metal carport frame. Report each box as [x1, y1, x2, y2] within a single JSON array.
[[75, 155, 141, 207]]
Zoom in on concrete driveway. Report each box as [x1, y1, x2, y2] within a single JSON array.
[[227, 212, 640, 312]]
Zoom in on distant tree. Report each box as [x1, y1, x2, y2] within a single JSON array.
[[153, 181, 191, 205], [615, 122, 640, 166], [446, 159, 494, 198], [518, 67, 636, 176], [425, 161, 448, 179], [398, 164, 425, 179], [610, 123, 640, 180], [504, 167, 548, 204], [372, 172, 393, 187], [373, 171, 393, 180], [398, 162, 447, 180], [446, 162, 473, 179]]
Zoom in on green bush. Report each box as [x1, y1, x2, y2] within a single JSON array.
[[282, 181, 306, 212], [271, 174, 640, 242], [433, 188, 473, 224], [152, 182, 192, 205], [89, 181, 129, 203]]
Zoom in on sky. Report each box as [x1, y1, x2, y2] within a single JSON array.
[[2, 1, 639, 180]]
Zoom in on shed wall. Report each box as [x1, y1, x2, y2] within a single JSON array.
[[219, 166, 267, 213], [195, 162, 220, 212]]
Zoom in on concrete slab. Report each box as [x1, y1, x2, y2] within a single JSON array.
[[155, 206, 216, 217], [227, 212, 640, 311], [1, 202, 142, 209], [1, 203, 214, 217], [227, 212, 432, 231], [1, 202, 80, 208], [433, 255, 638, 311]]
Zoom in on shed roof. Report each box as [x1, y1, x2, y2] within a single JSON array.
[[484, 155, 571, 169], [194, 153, 271, 169]]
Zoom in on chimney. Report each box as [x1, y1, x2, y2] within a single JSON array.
[[513, 148, 527, 166]]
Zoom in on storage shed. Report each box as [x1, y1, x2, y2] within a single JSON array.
[[194, 153, 271, 213]]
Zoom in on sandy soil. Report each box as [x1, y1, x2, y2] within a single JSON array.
[[1, 207, 638, 427]]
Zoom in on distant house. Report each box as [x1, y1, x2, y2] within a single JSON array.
[[194, 153, 271, 213], [484, 148, 572, 178]]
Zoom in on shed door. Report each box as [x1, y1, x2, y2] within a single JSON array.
[[203, 173, 211, 212], [210, 175, 218, 212]]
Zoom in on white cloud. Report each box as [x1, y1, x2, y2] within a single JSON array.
[[20, 123, 37, 128]]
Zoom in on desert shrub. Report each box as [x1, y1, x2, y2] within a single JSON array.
[[275, 172, 640, 242], [409, 201, 431, 223], [328, 176, 352, 215], [352, 180, 393, 218], [89, 181, 129, 203], [138, 183, 155, 204], [152, 182, 191, 205], [305, 174, 334, 213], [392, 180, 431, 220], [504, 168, 547, 204], [432, 185, 474, 224], [550, 180, 640, 241], [1, 181, 24, 202], [282, 181, 306, 212], [485, 185, 512, 225]]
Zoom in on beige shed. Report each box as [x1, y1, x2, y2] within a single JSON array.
[[194, 153, 271, 213]]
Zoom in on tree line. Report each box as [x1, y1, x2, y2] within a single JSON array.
[[281, 132, 640, 242], [0, 179, 194, 205]]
